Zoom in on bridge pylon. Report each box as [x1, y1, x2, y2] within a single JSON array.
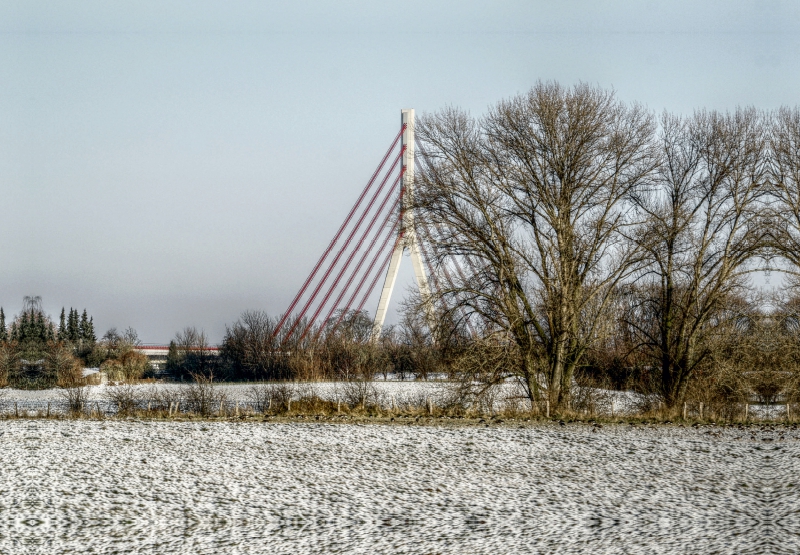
[[371, 109, 435, 341]]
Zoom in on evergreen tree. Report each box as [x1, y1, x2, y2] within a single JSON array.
[[67, 308, 79, 343], [57, 308, 66, 341], [0, 308, 6, 342], [19, 312, 30, 342], [79, 310, 92, 343], [86, 316, 96, 343], [35, 312, 46, 342]]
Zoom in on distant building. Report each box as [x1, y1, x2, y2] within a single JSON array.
[[134, 345, 220, 373]]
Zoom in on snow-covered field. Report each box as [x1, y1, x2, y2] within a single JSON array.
[[0, 381, 642, 416], [0, 420, 795, 554]]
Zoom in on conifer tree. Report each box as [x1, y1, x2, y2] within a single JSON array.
[[86, 316, 96, 343], [35, 312, 47, 342], [0, 308, 6, 342], [79, 310, 91, 342], [67, 308, 79, 343], [18, 312, 30, 342], [58, 308, 66, 341]]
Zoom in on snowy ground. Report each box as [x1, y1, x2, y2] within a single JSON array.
[[0, 381, 643, 416], [0, 420, 796, 554]]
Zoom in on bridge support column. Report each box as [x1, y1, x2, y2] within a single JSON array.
[[372, 109, 434, 341]]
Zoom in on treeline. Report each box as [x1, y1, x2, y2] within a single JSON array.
[[7, 82, 800, 419], [0, 297, 148, 389], [163, 309, 438, 384]]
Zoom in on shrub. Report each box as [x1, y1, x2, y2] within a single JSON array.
[[105, 384, 143, 415], [184, 373, 226, 416]]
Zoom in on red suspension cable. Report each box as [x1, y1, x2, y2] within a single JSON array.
[[298, 170, 404, 341], [313, 197, 401, 341], [281, 147, 405, 343], [333, 223, 402, 332], [355, 238, 401, 316], [273, 125, 405, 337]]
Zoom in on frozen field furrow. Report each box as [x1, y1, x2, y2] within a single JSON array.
[[0, 421, 796, 554]]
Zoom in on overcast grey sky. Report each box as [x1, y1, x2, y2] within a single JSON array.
[[0, 1, 798, 343]]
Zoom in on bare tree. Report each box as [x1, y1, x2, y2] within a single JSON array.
[[167, 327, 216, 380], [630, 108, 769, 407], [221, 311, 289, 381], [773, 106, 800, 277], [415, 82, 657, 409], [0, 342, 17, 388], [316, 310, 384, 381], [773, 294, 800, 406]]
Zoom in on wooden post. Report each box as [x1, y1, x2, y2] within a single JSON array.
[[47, 402, 50, 418], [337, 400, 341, 413], [787, 403, 791, 422], [545, 400, 550, 419], [391, 395, 396, 413], [219, 400, 224, 416], [744, 403, 748, 421], [268, 398, 272, 412], [611, 399, 615, 419], [699, 402, 703, 420], [683, 402, 687, 420], [14, 403, 18, 418], [287, 399, 292, 412], [427, 397, 433, 415], [235, 401, 240, 417], [147, 401, 151, 413]]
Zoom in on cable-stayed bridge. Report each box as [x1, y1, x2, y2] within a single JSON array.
[[273, 109, 441, 343]]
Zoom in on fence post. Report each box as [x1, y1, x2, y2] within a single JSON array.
[[699, 402, 703, 420], [14, 403, 18, 418], [235, 401, 240, 417], [391, 395, 396, 413], [683, 402, 687, 420], [744, 403, 748, 421], [427, 397, 433, 415], [287, 399, 292, 412], [47, 402, 50, 418], [787, 403, 791, 422], [545, 400, 550, 419], [611, 398, 615, 419], [337, 400, 341, 413]]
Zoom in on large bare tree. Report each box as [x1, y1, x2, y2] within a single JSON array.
[[773, 106, 800, 277], [629, 108, 768, 407], [415, 82, 657, 409]]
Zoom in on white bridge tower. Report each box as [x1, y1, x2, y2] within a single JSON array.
[[372, 109, 434, 339]]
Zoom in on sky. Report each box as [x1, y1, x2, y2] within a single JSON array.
[[0, 1, 798, 343]]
